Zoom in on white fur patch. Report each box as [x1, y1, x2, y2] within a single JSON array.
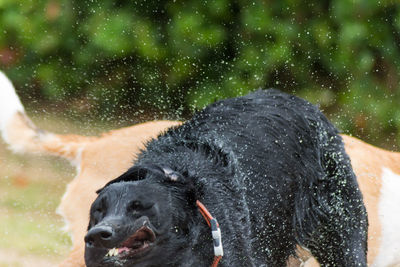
[[0, 71, 25, 142], [371, 168, 400, 267]]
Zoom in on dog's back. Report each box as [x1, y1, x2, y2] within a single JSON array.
[[134, 89, 368, 266]]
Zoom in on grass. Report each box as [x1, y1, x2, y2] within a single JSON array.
[[0, 112, 115, 266], [0, 143, 73, 265]]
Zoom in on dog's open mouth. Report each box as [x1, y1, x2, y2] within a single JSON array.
[[104, 226, 156, 259]]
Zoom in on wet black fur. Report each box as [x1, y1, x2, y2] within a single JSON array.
[[86, 89, 367, 267]]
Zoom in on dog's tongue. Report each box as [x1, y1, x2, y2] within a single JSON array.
[[120, 226, 156, 248], [118, 247, 130, 254]]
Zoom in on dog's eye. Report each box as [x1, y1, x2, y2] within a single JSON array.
[[93, 207, 104, 220], [95, 207, 103, 214], [91, 207, 104, 225], [94, 197, 107, 215], [129, 200, 144, 210]]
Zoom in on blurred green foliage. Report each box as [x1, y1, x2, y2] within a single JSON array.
[[1, 0, 400, 147]]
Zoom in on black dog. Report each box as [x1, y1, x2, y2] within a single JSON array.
[[84, 90, 367, 267]]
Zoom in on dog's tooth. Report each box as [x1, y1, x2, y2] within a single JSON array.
[[113, 248, 119, 256], [105, 248, 117, 257]]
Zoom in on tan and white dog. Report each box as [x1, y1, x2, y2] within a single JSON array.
[[1, 71, 399, 266]]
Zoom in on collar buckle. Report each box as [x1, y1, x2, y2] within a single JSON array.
[[210, 218, 223, 257], [196, 200, 224, 267]]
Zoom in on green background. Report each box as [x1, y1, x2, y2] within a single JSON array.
[[1, 0, 400, 148]]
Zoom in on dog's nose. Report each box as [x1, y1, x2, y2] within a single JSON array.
[[85, 225, 114, 247]]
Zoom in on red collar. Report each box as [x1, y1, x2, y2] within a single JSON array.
[[196, 200, 223, 267]]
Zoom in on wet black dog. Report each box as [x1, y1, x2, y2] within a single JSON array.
[[84, 90, 367, 267]]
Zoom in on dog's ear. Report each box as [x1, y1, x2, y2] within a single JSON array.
[[96, 166, 148, 194], [160, 168, 199, 205]]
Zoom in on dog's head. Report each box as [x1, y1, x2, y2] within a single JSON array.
[[84, 165, 197, 267]]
